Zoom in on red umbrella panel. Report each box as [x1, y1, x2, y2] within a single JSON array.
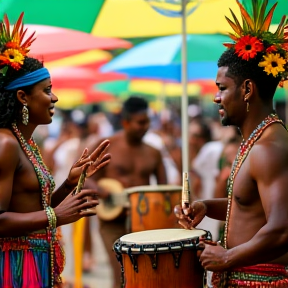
[[49, 66, 125, 109], [54, 88, 116, 110], [24, 24, 132, 62], [50, 67, 127, 90], [45, 49, 113, 71]]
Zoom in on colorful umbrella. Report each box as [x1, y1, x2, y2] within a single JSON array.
[[274, 82, 288, 102], [92, 0, 241, 38], [54, 88, 115, 110], [25, 24, 132, 62], [45, 50, 112, 70], [94, 79, 217, 98], [49, 66, 126, 108], [1, 0, 105, 33], [100, 34, 230, 82], [3, 0, 286, 37], [50, 67, 127, 90]]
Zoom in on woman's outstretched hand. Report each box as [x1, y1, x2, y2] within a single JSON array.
[[67, 140, 111, 187], [54, 189, 100, 226]]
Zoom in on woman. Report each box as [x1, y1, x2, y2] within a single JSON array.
[[0, 13, 111, 287]]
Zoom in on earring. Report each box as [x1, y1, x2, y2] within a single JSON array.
[[246, 101, 249, 113], [22, 104, 29, 125]]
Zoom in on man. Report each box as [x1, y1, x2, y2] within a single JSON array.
[[175, 1, 288, 286], [89, 96, 167, 288]]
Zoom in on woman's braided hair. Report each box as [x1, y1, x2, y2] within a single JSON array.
[[0, 57, 43, 128]]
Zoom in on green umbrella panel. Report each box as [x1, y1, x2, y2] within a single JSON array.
[[94, 80, 157, 101], [1, 0, 105, 33], [274, 87, 288, 102]]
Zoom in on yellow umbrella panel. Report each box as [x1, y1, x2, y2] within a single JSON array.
[[95, 79, 217, 97], [45, 49, 112, 69], [92, 0, 241, 38], [54, 88, 115, 110]]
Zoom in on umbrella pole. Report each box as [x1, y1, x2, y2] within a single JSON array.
[[181, 0, 190, 176]]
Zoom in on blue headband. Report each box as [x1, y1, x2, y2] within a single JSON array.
[[5, 68, 51, 90]]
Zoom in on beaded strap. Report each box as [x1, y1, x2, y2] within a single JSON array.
[[46, 206, 57, 229]]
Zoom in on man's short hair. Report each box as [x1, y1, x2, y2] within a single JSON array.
[[218, 49, 280, 101], [122, 96, 148, 120]]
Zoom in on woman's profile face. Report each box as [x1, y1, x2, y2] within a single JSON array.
[[25, 77, 58, 126]]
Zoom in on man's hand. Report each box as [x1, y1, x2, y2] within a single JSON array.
[[199, 242, 230, 272], [174, 201, 207, 229]]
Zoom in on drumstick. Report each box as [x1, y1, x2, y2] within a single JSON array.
[[72, 164, 89, 195], [182, 172, 191, 208]]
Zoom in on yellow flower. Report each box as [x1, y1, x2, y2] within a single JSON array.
[[2, 49, 25, 68], [258, 53, 286, 77]]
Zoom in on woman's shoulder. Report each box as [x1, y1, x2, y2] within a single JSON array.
[[0, 128, 19, 152]]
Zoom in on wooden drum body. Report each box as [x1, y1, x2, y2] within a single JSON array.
[[113, 228, 208, 288], [125, 185, 182, 232]]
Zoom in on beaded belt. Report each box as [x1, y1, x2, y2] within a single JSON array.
[[212, 264, 288, 288], [0, 231, 65, 288]]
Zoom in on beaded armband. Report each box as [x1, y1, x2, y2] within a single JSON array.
[[45, 206, 57, 229]]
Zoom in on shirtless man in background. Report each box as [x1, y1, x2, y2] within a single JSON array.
[[89, 96, 167, 288]]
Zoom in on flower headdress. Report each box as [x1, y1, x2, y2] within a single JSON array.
[[0, 12, 36, 76], [224, 0, 288, 86]]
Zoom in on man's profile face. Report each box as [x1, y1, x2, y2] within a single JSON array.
[[125, 112, 150, 140], [214, 66, 243, 127]]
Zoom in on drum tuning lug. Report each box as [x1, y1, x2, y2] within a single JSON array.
[[128, 248, 139, 273], [113, 240, 123, 255], [206, 230, 213, 241], [172, 251, 183, 268], [148, 253, 158, 269]]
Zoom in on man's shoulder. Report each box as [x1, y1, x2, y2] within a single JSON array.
[[250, 126, 288, 172], [255, 123, 288, 152]]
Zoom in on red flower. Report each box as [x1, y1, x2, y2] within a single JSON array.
[[266, 45, 277, 53], [10, 62, 21, 70], [235, 35, 264, 60], [283, 26, 288, 51]]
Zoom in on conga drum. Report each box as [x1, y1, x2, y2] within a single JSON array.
[[113, 228, 208, 288], [125, 185, 182, 232]]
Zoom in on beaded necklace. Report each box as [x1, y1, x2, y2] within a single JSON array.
[[11, 122, 57, 284], [223, 114, 285, 249]]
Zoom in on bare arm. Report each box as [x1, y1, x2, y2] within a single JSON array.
[[203, 198, 228, 221], [0, 134, 108, 237], [0, 134, 49, 236], [175, 198, 228, 229], [200, 140, 288, 271]]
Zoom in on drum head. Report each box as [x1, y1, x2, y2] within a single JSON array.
[[120, 228, 206, 245]]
